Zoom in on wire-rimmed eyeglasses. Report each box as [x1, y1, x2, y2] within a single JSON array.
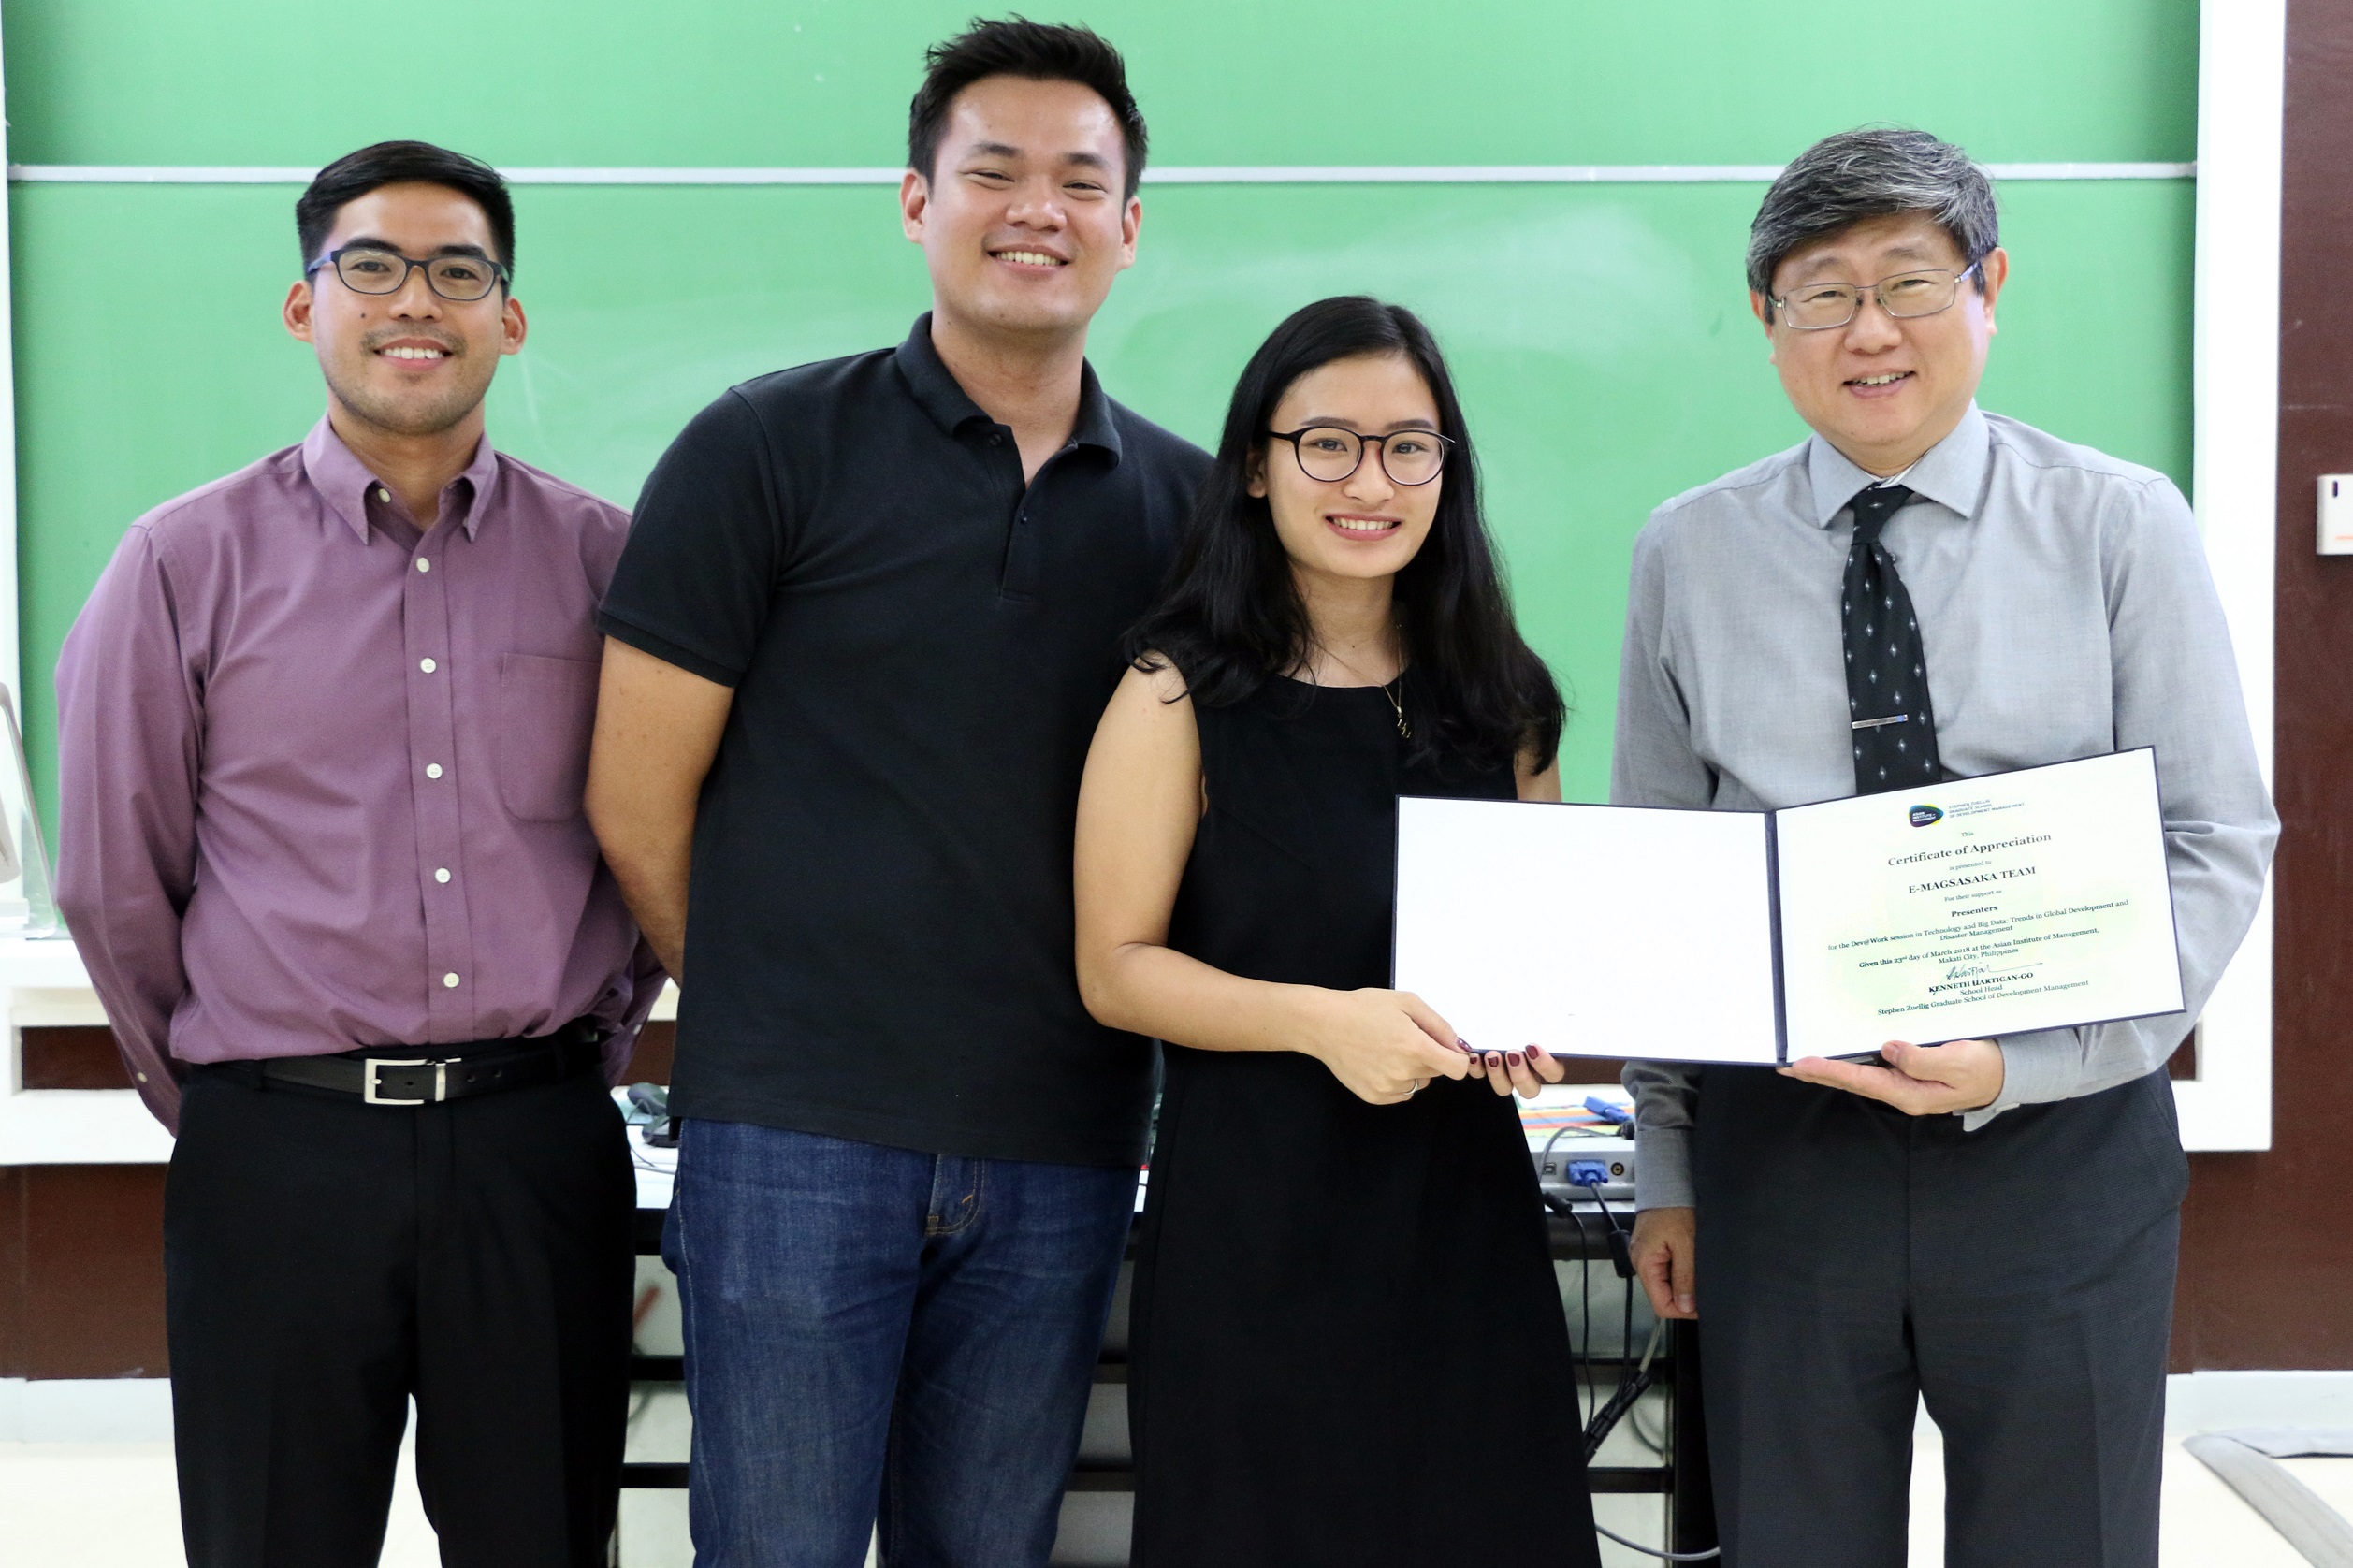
[[1267, 426, 1453, 486], [1768, 262, 1982, 331], [306, 244, 512, 303]]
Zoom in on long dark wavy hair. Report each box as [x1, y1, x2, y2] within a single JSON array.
[[1126, 296, 1565, 773]]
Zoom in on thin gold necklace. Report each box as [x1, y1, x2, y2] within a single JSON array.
[[1316, 638, 1409, 738]]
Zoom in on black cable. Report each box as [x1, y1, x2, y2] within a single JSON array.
[[1563, 1175, 1633, 1435], [1579, 1324, 1720, 1559], [1580, 1179, 1637, 1434], [1594, 1170, 1664, 1458], [1568, 1206, 1594, 1428], [1581, 1355, 1655, 1460], [1572, 1183, 1651, 1461], [1588, 1183, 1635, 1281], [1552, 1181, 1719, 1558], [1620, 1262, 1635, 1432], [1581, 1315, 1657, 1462], [1568, 1179, 1725, 1561], [1588, 1184, 1634, 1437]]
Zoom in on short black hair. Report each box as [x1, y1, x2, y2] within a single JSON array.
[[908, 18, 1148, 200], [296, 140, 516, 280]]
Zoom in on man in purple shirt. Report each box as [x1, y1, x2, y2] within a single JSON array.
[[56, 140, 661, 1568]]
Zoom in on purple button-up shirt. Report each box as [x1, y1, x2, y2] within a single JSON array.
[[57, 416, 661, 1129]]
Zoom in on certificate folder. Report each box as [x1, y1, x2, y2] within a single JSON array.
[[1391, 749, 2184, 1066]]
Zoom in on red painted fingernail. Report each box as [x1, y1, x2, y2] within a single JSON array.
[[1486, 1053, 1503, 1069], [1454, 1038, 1473, 1053], [1527, 1044, 1547, 1060], [1506, 1052, 1523, 1067]]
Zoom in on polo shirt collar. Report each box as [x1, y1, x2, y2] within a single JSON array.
[[1804, 402, 1991, 529], [300, 414, 502, 542], [893, 312, 1124, 464]]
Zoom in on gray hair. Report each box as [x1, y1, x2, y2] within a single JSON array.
[[1747, 128, 1998, 309]]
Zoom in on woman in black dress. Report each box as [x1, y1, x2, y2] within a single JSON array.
[[1074, 297, 1603, 1568]]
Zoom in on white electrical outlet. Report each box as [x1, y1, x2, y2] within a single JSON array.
[[2320, 474, 2353, 555]]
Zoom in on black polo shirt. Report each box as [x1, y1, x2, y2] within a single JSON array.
[[601, 315, 1209, 1166]]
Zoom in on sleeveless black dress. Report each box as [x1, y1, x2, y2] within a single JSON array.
[[1128, 677, 1601, 1568]]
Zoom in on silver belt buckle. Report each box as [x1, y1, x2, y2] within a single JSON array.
[[362, 1057, 450, 1105]]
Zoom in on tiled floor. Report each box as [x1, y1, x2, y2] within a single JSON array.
[[0, 1421, 443, 1568], [0, 1418, 882, 1568], [1905, 1418, 2353, 1566], [3, 1417, 2344, 1566]]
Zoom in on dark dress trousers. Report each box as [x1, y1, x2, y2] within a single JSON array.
[[1694, 1067, 2184, 1568], [167, 1067, 635, 1568]]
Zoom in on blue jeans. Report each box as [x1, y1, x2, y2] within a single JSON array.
[[664, 1120, 1138, 1567]]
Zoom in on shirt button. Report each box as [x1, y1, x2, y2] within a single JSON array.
[[443, 972, 461, 989], [419, 657, 438, 674], [374, 487, 391, 504], [136, 1071, 148, 1082], [434, 867, 451, 884], [415, 558, 431, 573], [425, 763, 443, 779]]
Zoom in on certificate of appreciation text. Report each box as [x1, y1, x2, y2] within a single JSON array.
[[1392, 750, 2182, 1065]]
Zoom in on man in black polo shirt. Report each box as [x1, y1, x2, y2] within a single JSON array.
[[587, 19, 1206, 1565]]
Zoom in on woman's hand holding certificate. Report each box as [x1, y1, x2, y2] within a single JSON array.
[[1296, 988, 1474, 1105], [1468, 1042, 1570, 1099]]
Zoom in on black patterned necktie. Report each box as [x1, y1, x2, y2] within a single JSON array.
[[1843, 483, 1941, 794]]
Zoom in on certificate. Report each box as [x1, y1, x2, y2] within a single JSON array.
[[1391, 750, 2182, 1065]]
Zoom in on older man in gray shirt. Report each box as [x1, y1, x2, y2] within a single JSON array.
[[1615, 130, 2273, 1568]]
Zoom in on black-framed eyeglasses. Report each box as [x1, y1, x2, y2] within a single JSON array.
[[1769, 262, 1982, 331], [306, 244, 511, 303], [1268, 426, 1453, 486]]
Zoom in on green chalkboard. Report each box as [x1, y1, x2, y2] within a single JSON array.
[[4, 1, 2200, 823], [1, 0, 2199, 167]]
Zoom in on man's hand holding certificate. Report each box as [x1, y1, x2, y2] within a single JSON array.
[[1392, 750, 2183, 1067], [1779, 1037, 2008, 1115]]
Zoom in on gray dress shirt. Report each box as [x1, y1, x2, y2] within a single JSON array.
[[1612, 405, 2276, 1211]]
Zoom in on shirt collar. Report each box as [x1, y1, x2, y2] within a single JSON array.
[[1803, 402, 1990, 529], [299, 414, 503, 543], [893, 312, 1124, 465]]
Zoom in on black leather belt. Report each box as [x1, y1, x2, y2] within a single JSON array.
[[198, 1020, 607, 1106]]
